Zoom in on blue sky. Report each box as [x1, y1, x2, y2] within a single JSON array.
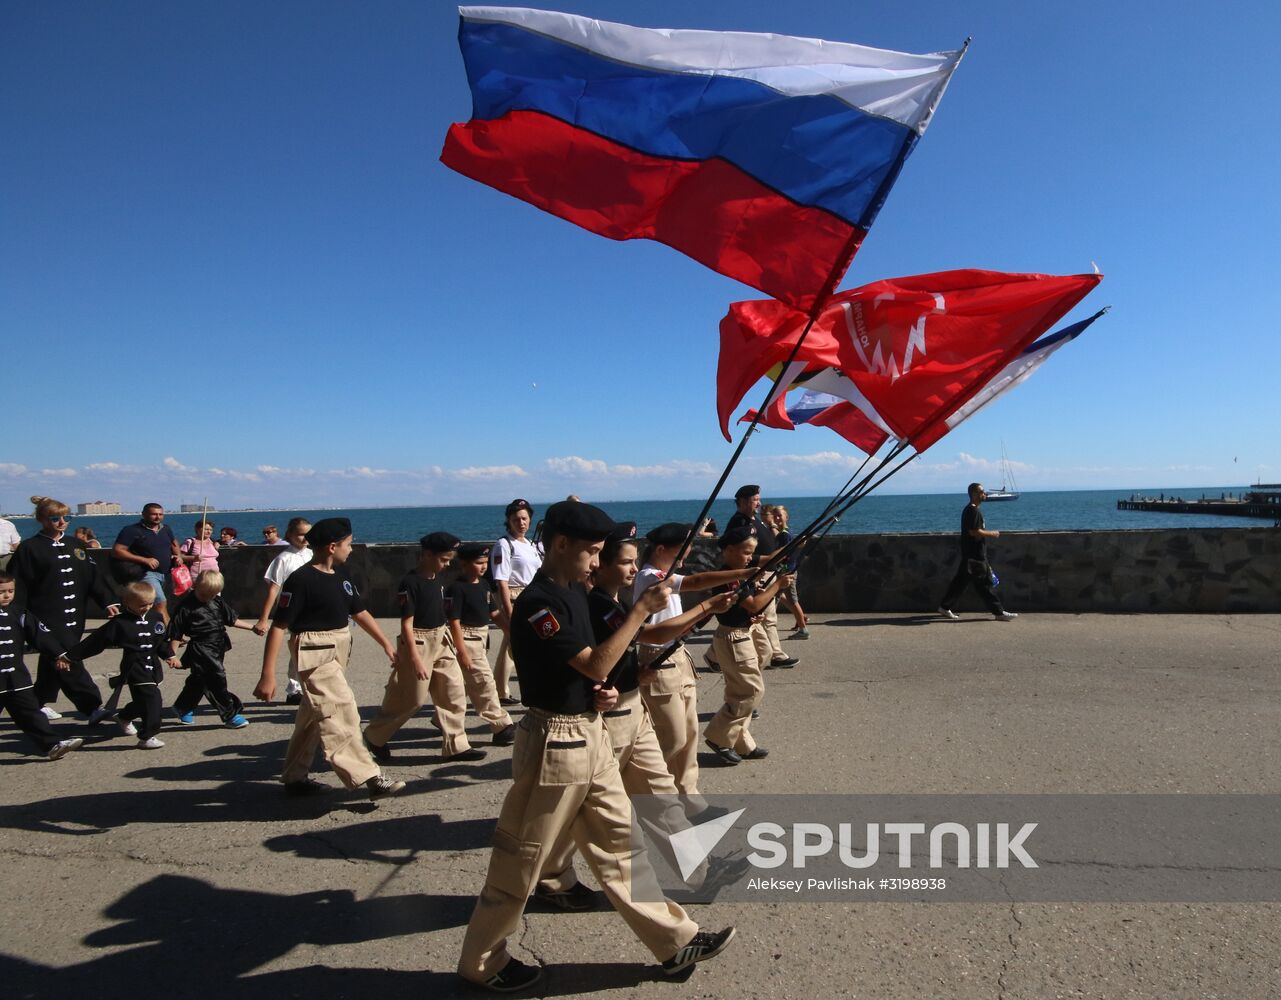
[[3, 0, 1278, 510]]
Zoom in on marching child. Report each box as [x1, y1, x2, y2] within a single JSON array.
[[446, 542, 515, 747], [364, 532, 483, 763], [0, 571, 84, 760], [58, 581, 181, 749], [169, 570, 254, 729], [701, 525, 793, 766]]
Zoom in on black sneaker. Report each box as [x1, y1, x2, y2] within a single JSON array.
[[742, 746, 769, 760], [705, 740, 741, 766], [284, 777, 330, 797], [661, 927, 736, 976], [285, 692, 303, 706], [767, 655, 798, 669], [532, 881, 600, 912], [367, 775, 406, 799], [477, 957, 543, 993], [445, 747, 487, 762], [492, 724, 517, 747], [365, 737, 392, 764], [499, 696, 520, 707]]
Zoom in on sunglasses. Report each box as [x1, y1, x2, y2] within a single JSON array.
[[48, 515, 71, 523]]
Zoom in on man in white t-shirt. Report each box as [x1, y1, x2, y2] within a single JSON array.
[[489, 499, 543, 703], [251, 517, 311, 705], [0, 516, 21, 571]]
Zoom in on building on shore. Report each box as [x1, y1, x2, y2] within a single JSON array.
[[179, 503, 216, 513], [76, 501, 122, 515]]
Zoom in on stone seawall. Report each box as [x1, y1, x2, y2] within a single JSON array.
[[83, 526, 1280, 617]]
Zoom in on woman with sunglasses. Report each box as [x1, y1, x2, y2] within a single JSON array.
[[8, 496, 121, 723]]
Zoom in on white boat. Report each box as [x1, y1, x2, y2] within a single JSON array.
[[985, 442, 1020, 502]]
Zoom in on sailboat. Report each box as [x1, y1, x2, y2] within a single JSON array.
[[985, 441, 1020, 502]]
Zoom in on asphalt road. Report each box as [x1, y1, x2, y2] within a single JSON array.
[[3, 612, 1279, 999]]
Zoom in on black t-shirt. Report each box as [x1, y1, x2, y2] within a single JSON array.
[[397, 570, 446, 629], [588, 587, 638, 693], [273, 565, 365, 633], [114, 522, 177, 570], [447, 578, 494, 627], [727, 510, 777, 557], [511, 573, 596, 713], [713, 572, 753, 629], [960, 504, 986, 561]]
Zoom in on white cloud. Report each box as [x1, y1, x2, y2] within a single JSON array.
[[453, 465, 528, 480]]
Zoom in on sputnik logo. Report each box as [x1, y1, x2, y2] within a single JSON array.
[[667, 808, 746, 882], [840, 292, 946, 381]]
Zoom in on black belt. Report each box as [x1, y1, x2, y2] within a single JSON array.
[[603, 708, 632, 718]]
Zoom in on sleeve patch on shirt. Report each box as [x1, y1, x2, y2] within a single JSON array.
[[528, 608, 560, 639], [603, 608, 626, 632], [397, 590, 408, 605], [277, 592, 292, 609]]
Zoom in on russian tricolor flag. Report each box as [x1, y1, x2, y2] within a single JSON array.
[[442, 7, 966, 313]]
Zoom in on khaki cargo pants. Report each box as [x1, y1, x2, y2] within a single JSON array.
[[639, 644, 701, 801], [703, 625, 763, 754], [459, 625, 513, 732], [282, 629, 379, 788], [492, 584, 524, 700], [538, 687, 699, 891], [752, 597, 786, 664], [365, 625, 471, 756], [457, 707, 698, 983]]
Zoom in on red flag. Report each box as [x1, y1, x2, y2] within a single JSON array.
[[717, 269, 1102, 444]]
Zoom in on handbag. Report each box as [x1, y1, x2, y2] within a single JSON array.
[[172, 562, 193, 596]]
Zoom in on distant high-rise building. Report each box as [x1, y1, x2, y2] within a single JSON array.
[[180, 503, 216, 513], [77, 501, 122, 515]]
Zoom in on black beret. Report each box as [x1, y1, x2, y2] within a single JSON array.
[[606, 521, 638, 546], [420, 531, 461, 552], [307, 517, 352, 548], [645, 522, 692, 547], [505, 498, 533, 517], [719, 523, 757, 547], [457, 542, 489, 560], [734, 484, 762, 500], [544, 500, 615, 542]]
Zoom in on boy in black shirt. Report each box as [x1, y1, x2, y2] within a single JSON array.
[[446, 542, 514, 746], [59, 581, 181, 749], [169, 570, 255, 729], [937, 483, 1016, 621], [365, 532, 482, 763], [253, 518, 405, 799], [0, 571, 85, 760]]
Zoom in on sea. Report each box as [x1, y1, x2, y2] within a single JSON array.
[[14, 487, 1271, 545]]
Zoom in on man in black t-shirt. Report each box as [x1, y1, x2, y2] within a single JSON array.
[[938, 483, 1017, 621]]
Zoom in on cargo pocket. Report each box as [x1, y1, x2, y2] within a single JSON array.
[[486, 827, 544, 900], [642, 663, 682, 696], [297, 642, 338, 673], [538, 736, 591, 786]]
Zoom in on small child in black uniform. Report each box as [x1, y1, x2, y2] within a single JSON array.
[[0, 571, 85, 760], [58, 581, 180, 749], [169, 570, 255, 729]]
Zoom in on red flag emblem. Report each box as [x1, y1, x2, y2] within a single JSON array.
[[528, 608, 561, 639]]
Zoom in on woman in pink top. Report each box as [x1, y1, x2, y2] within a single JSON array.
[[180, 520, 220, 577]]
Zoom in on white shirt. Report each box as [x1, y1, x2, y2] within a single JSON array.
[[0, 518, 20, 553], [264, 545, 311, 587], [490, 535, 542, 588], [634, 564, 685, 652]]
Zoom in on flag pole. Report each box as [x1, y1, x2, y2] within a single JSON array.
[[661, 234, 866, 575]]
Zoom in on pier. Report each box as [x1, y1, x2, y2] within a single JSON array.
[[1117, 485, 1281, 521]]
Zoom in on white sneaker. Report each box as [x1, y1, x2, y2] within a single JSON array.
[[138, 737, 165, 749], [47, 738, 85, 761], [86, 706, 117, 726], [40, 706, 63, 720], [995, 611, 1019, 621], [938, 607, 960, 620], [120, 720, 138, 736]]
